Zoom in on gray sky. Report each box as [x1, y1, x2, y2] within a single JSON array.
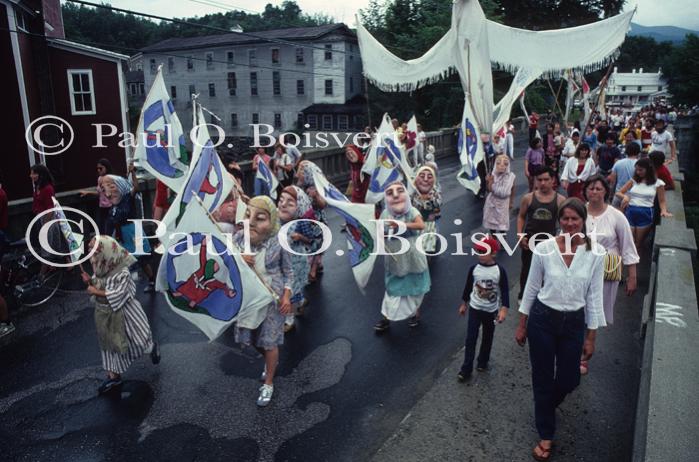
[[104, 0, 699, 31]]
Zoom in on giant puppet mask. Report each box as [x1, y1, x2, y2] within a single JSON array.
[[245, 196, 279, 246], [415, 167, 436, 195], [385, 182, 410, 216]]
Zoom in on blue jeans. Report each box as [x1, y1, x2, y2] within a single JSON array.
[[527, 299, 586, 440], [460, 308, 496, 375]]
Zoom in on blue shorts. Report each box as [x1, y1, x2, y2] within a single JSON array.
[[625, 205, 653, 227]]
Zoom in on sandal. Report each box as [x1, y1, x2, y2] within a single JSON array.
[[580, 359, 589, 375], [532, 442, 553, 461]]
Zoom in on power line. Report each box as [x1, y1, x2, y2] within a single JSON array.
[[186, 0, 260, 15]]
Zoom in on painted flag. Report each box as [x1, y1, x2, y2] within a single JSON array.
[[362, 114, 406, 203], [156, 200, 274, 340], [255, 158, 279, 200], [311, 169, 377, 290], [456, 98, 483, 195], [404, 115, 419, 164], [134, 66, 189, 190], [161, 108, 234, 235], [51, 197, 83, 263], [581, 75, 592, 128]]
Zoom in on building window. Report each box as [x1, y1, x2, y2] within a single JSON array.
[[129, 83, 137, 95], [67, 70, 96, 115], [324, 79, 333, 95], [621, 85, 626, 92], [322, 114, 332, 130], [252, 113, 259, 124], [208, 83, 215, 97], [307, 115, 317, 129], [637, 86, 642, 92], [271, 48, 280, 64], [658, 85, 662, 91], [250, 72, 258, 96], [338, 115, 349, 130], [187, 57, 194, 71], [297, 112, 304, 129], [227, 72, 237, 96], [231, 113, 238, 128], [206, 52, 214, 70], [273, 71, 281, 96], [170, 85, 177, 99], [274, 113, 282, 129], [297, 80, 304, 95], [324, 44, 332, 60], [15, 7, 28, 32], [226, 51, 235, 68], [249, 49, 257, 66], [150, 59, 157, 74], [350, 77, 354, 92], [167, 57, 175, 73], [189, 84, 196, 96], [295, 48, 304, 63]]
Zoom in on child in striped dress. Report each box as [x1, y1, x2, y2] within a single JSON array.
[[82, 236, 160, 395]]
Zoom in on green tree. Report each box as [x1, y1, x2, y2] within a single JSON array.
[[661, 34, 699, 106]]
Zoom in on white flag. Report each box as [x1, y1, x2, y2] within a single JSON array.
[[456, 97, 483, 195], [134, 67, 189, 190]]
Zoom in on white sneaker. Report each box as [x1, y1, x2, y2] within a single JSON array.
[[0, 322, 15, 338], [257, 384, 274, 407]]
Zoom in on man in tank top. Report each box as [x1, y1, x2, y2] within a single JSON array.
[[516, 167, 566, 301]]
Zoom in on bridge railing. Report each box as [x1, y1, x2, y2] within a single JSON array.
[[633, 117, 699, 462]]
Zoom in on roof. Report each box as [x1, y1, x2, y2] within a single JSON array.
[[140, 23, 355, 53], [47, 38, 129, 61], [609, 71, 667, 87]]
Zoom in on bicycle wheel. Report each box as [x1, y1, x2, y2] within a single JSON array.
[[17, 270, 64, 307]]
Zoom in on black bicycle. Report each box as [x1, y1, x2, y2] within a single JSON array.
[[0, 239, 64, 307]]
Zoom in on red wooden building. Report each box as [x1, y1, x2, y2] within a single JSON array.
[[2, 0, 129, 204]]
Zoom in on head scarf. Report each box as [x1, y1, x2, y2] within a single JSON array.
[[296, 160, 322, 190], [90, 235, 137, 279], [105, 174, 132, 204], [383, 180, 412, 219], [282, 185, 312, 219], [248, 195, 280, 235], [491, 155, 516, 198]]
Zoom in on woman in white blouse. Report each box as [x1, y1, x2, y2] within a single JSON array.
[[560, 143, 596, 201], [515, 198, 605, 461], [582, 175, 639, 375]]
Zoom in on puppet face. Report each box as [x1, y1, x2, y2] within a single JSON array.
[[100, 176, 122, 205], [385, 183, 408, 214], [245, 205, 273, 245], [277, 191, 298, 223], [415, 170, 435, 194], [345, 146, 359, 163], [494, 155, 510, 174]]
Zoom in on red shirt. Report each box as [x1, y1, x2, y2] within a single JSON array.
[[656, 165, 674, 190], [32, 184, 55, 215], [0, 187, 7, 230]]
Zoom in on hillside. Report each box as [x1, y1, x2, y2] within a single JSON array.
[[630, 22, 698, 43]]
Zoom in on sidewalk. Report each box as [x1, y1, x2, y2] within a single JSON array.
[[372, 237, 649, 462]]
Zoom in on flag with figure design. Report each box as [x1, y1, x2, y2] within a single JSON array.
[[311, 169, 377, 290], [362, 114, 411, 203], [255, 158, 279, 200], [456, 98, 483, 195], [160, 107, 234, 238], [134, 66, 189, 190], [156, 200, 274, 340]]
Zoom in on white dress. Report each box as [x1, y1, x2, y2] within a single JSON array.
[[586, 207, 639, 324]]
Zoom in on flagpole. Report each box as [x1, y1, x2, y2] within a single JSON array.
[[190, 193, 279, 302]]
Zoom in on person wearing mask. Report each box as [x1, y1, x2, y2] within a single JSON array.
[[515, 198, 606, 462]]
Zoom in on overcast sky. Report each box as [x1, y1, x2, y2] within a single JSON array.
[[103, 0, 699, 31]]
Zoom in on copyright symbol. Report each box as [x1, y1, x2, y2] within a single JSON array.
[[25, 206, 100, 268], [25, 116, 74, 156]]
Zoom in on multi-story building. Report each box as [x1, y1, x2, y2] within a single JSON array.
[[606, 67, 671, 113], [139, 23, 365, 142]]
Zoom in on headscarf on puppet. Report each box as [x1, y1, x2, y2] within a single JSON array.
[[490, 154, 516, 198], [281, 185, 313, 221]]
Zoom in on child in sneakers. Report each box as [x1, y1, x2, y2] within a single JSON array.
[[457, 236, 509, 381]]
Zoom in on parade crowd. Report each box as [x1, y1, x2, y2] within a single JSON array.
[[0, 103, 682, 461]]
